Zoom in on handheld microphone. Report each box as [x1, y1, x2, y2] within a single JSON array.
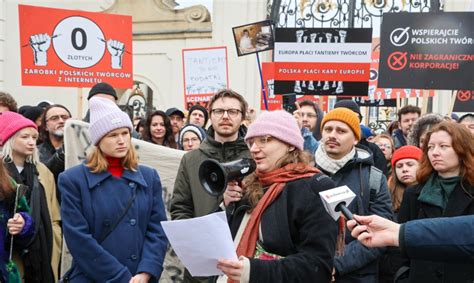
[[319, 185, 356, 221]]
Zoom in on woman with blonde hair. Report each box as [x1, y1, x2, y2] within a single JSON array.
[[372, 133, 395, 177], [59, 97, 168, 282], [216, 110, 337, 282], [0, 111, 61, 282], [398, 121, 474, 283]]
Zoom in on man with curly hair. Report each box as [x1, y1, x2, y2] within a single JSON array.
[[0, 91, 18, 113]]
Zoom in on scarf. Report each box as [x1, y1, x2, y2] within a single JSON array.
[[233, 163, 320, 270], [315, 145, 356, 175], [418, 173, 461, 212]]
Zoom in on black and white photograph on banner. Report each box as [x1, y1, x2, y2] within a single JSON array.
[[273, 27, 372, 96], [378, 12, 474, 90], [232, 20, 274, 56]]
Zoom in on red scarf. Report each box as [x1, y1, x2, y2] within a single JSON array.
[[106, 156, 124, 177], [232, 163, 320, 280]]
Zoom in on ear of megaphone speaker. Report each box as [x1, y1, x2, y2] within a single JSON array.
[[199, 158, 257, 196]]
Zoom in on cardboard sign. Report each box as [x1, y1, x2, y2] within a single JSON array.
[[19, 5, 133, 88], [453, 90, 474, 112], [378, 12, 474, 90], [274, 28, 372, 96], [182, 47, 228, 109]]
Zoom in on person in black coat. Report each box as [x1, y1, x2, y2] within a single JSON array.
[[216, 110, 338, 283], [397, 121, 474, 283]]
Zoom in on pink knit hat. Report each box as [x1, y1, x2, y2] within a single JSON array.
[[89, 97, 133, 145], [245, 110, 303, 150], [0, 111, 38, 146]]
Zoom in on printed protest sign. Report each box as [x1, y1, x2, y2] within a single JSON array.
[[378, 12, 474, 90], [453, 90, 474, 112], [19, 5, 133, 88], [232, 20, 274, 57], [274, 28, 372, 96], [182, 47, 228, 109]]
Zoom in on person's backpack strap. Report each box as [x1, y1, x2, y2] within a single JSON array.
[[368, 166, 383, 208]]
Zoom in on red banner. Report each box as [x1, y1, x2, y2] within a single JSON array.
[[19, 5, 133, 88]]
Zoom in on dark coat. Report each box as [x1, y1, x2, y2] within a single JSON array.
[[38, 139, 64, 201], [317, 147, 393, 283], [59, 163, 168, 282], [228, 174, 338, 282], [400, 215, 474, 262], [398, 180, 474, 283]]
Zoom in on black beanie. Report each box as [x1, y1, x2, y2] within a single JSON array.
[[334, 99, 362, 122], [188, 104, 209, 126], [19, 105, 44, 123], [88, 82, 117, 100]]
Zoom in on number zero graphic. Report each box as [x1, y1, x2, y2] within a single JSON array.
[[71, 28, 87, 51]]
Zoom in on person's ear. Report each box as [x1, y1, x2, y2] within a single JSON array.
[[288, 146, 295, 152]]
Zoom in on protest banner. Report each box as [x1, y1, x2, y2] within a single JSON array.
[[274, 28, 372, 96], [378, 12, 473, 90], [182, 46, 228, 110], [453, 90, 474, 112], [19, 4, 133, 88], [260, 62, 328, 111], [62, 120, 186, 282]]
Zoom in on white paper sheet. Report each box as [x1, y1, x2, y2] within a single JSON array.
[[161, 211, 238, 276]]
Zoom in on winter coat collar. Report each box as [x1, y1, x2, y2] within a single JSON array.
[[82, 163, 148, 189], [199, 126, 249, 161]]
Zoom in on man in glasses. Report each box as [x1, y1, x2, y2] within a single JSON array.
[[38, 104, 72, 201], [293, 99, 321, 154], [171, 89, 251, 283]]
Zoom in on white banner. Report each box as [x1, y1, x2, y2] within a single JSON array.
[[274, 42, 371, 62]]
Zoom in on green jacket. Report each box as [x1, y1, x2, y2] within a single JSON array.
[[170, 126, 250, 220]]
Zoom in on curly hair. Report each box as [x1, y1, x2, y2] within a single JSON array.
[[142, 110, 177, 149], [0, 91, 18, 112], [407, 113, 443, 148], [417, 122, 474, 186], [242, 148, 312, 211], [208, 89, 248, 120]]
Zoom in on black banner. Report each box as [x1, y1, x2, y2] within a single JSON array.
[[336, 97, 397, 107], [453, 90, 474, 112], [378, 12, 474, 90]]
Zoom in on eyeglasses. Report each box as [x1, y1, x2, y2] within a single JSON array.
[[211, 108, 241, 118], [183, 137, 200, 144], [46, 114, 70, 122], [246, 135, 273, 148]]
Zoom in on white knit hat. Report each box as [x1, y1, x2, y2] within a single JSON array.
[[89, 97, 133, 145]]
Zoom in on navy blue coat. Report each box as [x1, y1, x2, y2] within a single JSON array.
[[400, 215, 474, 262], [317, 147, 393, 283], [59, 164, 168, 282]]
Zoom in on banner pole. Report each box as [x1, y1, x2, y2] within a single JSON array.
[[256, 53, 269, 110], [421, 89, 429, 115], [77, 87, 83, 119], [449, 90, 457, 114]]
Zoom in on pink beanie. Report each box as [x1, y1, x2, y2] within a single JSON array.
[[0, 111, 38, 146], [89, 97, 133, 145], [245, 110, 303, 150]]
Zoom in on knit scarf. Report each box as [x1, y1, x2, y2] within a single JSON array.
[[315, 144, 356, 175], [230, 163, 320, 282], [418, 173, 461, 212]]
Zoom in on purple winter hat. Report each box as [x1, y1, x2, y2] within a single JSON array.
[[89, 97, 133, 145]]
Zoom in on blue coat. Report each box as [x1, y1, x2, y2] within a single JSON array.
[[59, 164, 168, 282], [400, 215, 474, 262]]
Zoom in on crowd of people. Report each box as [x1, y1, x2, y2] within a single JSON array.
[[0, 82, 472, 282]]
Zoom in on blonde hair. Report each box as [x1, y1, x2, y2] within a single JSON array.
[[243, 148, 312, 210], [1, 130, 39, 165], [86, 143, 138, 173]]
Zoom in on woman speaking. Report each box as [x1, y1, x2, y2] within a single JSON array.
[[217, 110, 337, 282]]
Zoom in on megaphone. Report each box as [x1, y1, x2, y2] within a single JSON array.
[[198, 158, 257, 197]]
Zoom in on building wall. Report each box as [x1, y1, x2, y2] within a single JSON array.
[[2, 0, 267, 117]]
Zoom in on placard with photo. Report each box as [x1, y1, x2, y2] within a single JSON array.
[[232, 20, 274, 56]]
